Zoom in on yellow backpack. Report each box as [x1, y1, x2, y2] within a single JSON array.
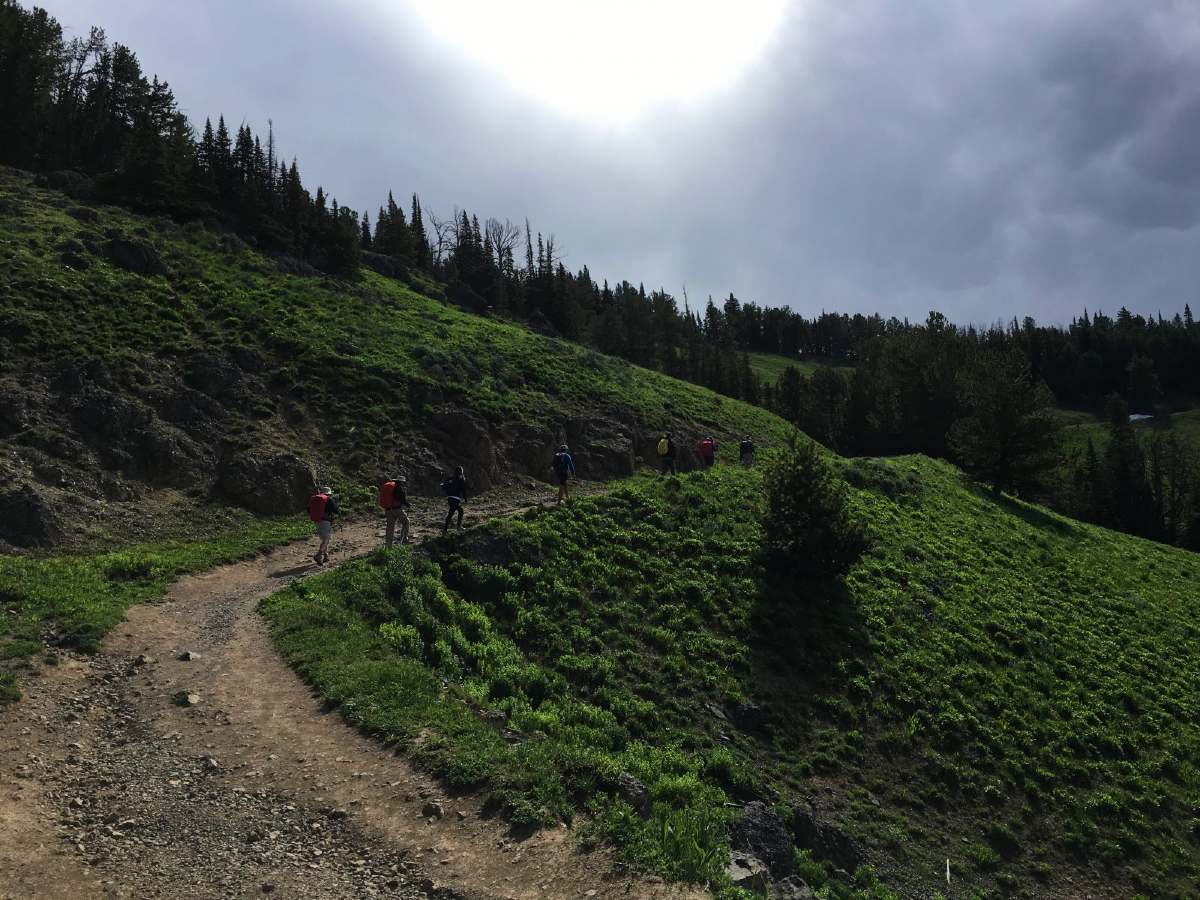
[[657, 437, 669, 456]]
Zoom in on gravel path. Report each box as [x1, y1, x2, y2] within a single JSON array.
[[1, 484, 702, 900]]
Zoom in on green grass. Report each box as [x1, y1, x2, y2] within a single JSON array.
[[1058, 407, 1200, 461], [1, 168, 790, 481], [259, 455, 1200, 896], [0, 513, 309, 698], [747, 352, 848, 385]]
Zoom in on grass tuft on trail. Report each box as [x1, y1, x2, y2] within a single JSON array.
[[261, 456, 1200, 896]]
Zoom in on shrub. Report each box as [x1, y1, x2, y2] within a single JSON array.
[[762, 436, 867, 579]]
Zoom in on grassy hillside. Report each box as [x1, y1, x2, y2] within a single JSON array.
[[0, 167, 787, 692], [1, 166, 787, 500], [261, 457, 1200, 898], [747, 352, 847, 385], [1058, 407, 1200, 462]]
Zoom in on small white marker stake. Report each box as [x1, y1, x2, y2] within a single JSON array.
[[946, 857, 951, 885]]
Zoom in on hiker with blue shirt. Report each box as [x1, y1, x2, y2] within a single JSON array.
[[552, 444, 576, 505]]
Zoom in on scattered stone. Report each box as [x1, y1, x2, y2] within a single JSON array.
[[204, 756, 221, 771], [261, 883, 276, 894], [421, 801, 444, 820], [133, 654, 155, 667], [178, 651, 200, 661], [456, 810, 467, 821], [171, 691, 201, 707]]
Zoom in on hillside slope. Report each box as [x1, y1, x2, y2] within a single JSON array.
[[263, 458, 1200, 898], [0, 166, 786, 551]]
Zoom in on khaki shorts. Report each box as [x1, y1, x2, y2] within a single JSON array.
[[316, 521, 332, 540]]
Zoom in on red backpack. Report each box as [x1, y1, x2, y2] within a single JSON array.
[[307, 492, 329, 522], [378, 481, 396, 509], [700, 438, 715, 458]]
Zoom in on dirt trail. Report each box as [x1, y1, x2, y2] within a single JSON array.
[[0, 484, 704, 900]]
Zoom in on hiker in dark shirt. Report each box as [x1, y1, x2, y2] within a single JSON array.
[[739, 435, 756, 468], [441, 467, 467, 534], [552, 444, 576, 505]]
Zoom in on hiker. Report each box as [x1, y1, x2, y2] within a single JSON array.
[[656, 433, 677, 475], [378, 475, 410, 547], [739, 435, 756, 468], [440, 466, 468, 534], [307, 485, 339, 565], [552, 444, 576, 504], [698, 435, 718, 470]]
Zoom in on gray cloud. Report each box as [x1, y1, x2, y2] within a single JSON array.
[[43, 0, 1200, 323]]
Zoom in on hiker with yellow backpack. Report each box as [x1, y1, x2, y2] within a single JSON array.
[[656, 433, 677, 475], [378, 475, 410, 547]]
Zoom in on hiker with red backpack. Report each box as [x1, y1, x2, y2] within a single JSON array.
[[698, 436, 718, 470], [378, 476, 410, 547], [440, 466, 468, 534], [307, 485, 339, 565]]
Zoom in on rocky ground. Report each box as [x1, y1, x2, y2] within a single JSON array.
[[1, 486, 702, 900]]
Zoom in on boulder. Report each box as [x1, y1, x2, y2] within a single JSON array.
[[0, 484, 65, 548], [104, 237, 168, 276], [615, 773, 651, 819], [217, 453, 316, 515], [66, 206, 99, 224], [731, 802, 795, 879], [775, 876, 816, 899], [791, 808, 862, 874], [726, 854, 769, 892]]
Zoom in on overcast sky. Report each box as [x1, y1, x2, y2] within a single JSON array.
[[42, 0, 1200, 324]]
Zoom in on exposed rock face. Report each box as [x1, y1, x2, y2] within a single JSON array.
[[217, 453, 316, 515], [791, 808, 863, 873], [561, 417, 635, 479], [71, 389, 213, 488], [731, 801, 795, 879], [431, 411, 502, 491], [498, 422, 554, 478], [104, 237, 168, 276], [0, 483, 65, 548]]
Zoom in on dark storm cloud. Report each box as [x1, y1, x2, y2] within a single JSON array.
[[42, 0, 1200, 322]]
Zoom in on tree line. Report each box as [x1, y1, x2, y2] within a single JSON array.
[[3, 1, 1197, 548], [765, 313, 1200, 549]]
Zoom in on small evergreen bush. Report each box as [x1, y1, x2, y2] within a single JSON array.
[[762, 437, 867, 579]]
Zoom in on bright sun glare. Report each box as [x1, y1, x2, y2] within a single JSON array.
[[406, 0, 786, 120]]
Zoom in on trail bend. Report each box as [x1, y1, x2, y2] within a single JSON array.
[[1, 485, 702, 900]]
